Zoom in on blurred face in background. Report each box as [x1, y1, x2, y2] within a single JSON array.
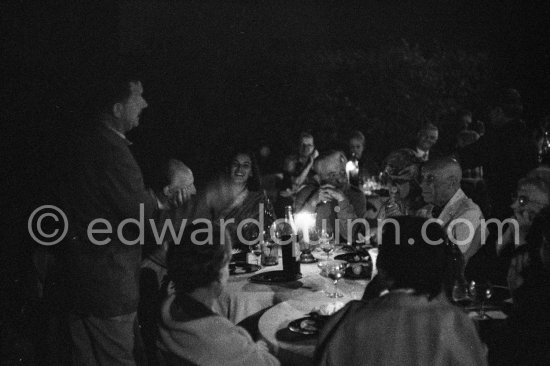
[[349, 137, 364, 159], [316, 153, 348, 189], [299, 136, 315, 158], [417, 128, 439, 152], [511, 184, 549, 221], [230, 153, 253, 186]]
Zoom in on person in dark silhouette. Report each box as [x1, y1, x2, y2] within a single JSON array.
[[457, 88, 539, 220]]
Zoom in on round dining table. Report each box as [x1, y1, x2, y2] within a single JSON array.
[[215, 248, 374, 325], [257, 291, 361, 366]]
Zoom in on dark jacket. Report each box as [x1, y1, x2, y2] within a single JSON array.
[[57, 121, 157, 317], [458, 119, 538, 219]]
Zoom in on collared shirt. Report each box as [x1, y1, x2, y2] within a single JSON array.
[[414, 147, 429, 161], [437, 189, 485, 258], [102, 114, 133, 145]]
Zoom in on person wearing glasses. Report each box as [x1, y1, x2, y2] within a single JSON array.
[[466, 175, 550, 286], [496, 176, 550, 256], [419, 157, 485, 265]]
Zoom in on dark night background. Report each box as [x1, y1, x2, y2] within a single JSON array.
[[2, 1, 550, 184], [1, 1, 550, 348]]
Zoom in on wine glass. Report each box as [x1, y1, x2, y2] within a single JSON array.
[[468, 280, 493, 320], [319, 232, 335, 261], [327, 262, 346, 298], [250, 244, 262, 267], [452, 280, 470, 306]]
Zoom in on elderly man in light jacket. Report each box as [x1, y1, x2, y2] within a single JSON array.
[[419, 157, 486, 264]]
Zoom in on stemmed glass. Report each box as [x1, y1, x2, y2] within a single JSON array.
[[326, 262, 346, 298], [468, 280, 493, 320], [452, 280, 470, 306], [319, 230, 335, 261]]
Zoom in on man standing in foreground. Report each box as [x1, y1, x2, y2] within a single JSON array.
[[57, 76, 172, 365]]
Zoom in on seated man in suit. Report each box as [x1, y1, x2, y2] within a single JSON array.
[[413, 123, 439, 162], [419, 157, 485, 264], [294, 150, 366, 242]]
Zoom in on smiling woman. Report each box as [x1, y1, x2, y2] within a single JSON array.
[[192, 149, 273, 255]]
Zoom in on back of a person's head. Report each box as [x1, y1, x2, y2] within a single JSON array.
[[377, 216, 447, 298], [383, 148, 420, 176], [167, 223, 231, 294]]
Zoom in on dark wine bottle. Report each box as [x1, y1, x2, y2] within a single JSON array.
[[279, 206, 301, 277]]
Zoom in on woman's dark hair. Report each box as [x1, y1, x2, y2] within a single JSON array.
[[377, 216, 447, 299], [167, 223, 231, 294], [225, 149, 262, 192]]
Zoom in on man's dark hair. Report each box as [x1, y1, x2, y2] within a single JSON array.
[[167, 223, 231, 294], [88, 67, 141, 116], [377, 217, 447, 299]]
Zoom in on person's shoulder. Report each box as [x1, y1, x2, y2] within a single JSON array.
[[295, 183, 317, 197], [456, 190, 483, 216]]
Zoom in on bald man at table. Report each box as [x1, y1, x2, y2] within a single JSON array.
[[418, 157, 486, 265], [294, 150, 366, 242]]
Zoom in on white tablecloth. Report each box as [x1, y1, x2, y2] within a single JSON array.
[[216, 248, 372, 324]]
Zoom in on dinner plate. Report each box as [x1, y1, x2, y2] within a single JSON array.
[[249, 270, 302, 283], [334, 253, 372, 279], [334, 252, 371, 263], [288, 316, 327, 335], [229, 262, 261, 275], [465, 303, 502, 312]]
